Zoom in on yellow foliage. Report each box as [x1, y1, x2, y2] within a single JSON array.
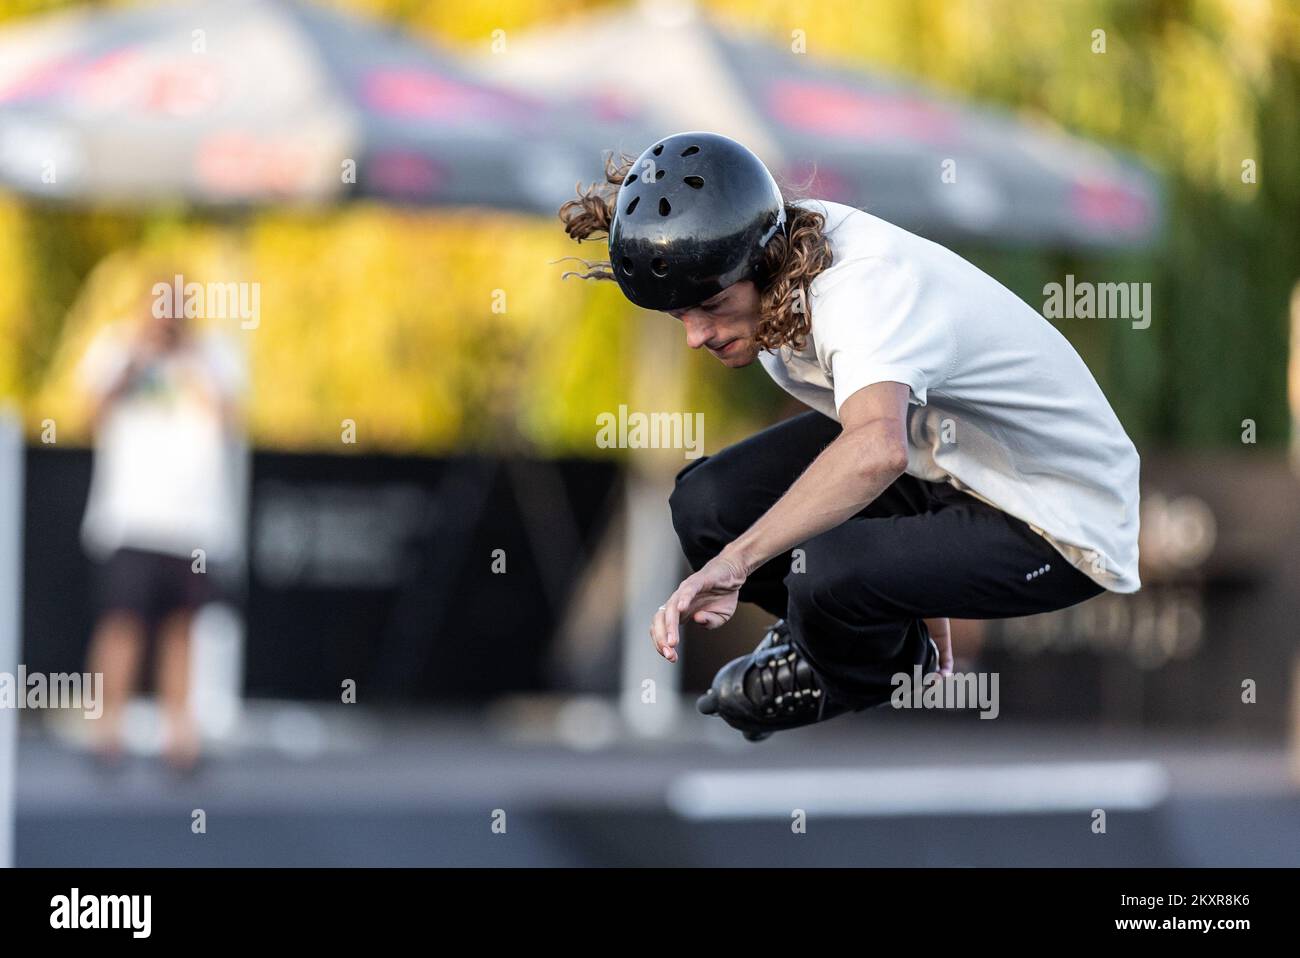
[[0, 195, 28, 401], [19, 203, 675, 455]]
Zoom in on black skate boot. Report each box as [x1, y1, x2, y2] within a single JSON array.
[[695, 619, 845, 742], [697, 619, 940, 742]]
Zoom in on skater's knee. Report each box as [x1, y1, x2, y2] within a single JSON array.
[[784, 538, 896, 627], [785, 539, 858, 604], [785, 560, 834, 613], [668, 455, 722, 539]]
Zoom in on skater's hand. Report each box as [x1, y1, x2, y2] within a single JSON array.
[[651, 553, 746, 663], [925, 617, 954, 675]]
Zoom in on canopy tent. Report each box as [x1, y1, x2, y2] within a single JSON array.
[[478, 0, 1163, 249], [0, 0, 650, 212]]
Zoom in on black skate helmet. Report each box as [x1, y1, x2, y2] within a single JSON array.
[[608, 131, 786, 312]]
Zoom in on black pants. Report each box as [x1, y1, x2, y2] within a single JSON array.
[[668, 410, 1106, 708]]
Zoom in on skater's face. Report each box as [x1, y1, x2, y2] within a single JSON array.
[[665, 280, 761, 368]]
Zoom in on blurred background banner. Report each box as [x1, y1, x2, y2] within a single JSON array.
[[21, 444, 620, 702], [0, 0, 1295, 868]]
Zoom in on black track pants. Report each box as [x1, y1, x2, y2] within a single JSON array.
[[668, 410, 1106, 708]]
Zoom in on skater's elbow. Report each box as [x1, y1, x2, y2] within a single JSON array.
[[838, 381, 910, 481], [842, 421, 909, 482], [872, 435, 910, 481]]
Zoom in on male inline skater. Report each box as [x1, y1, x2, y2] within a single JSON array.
[[558, 131, 1139, 741]]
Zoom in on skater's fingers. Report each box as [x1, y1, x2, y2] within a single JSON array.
[[669, 584, 699, 643], [694, 610, 727, 630], [663, 604, 680, 663], [651, 601, 681, 663], [650, 605, 668, 659], [663, 580, 698, 650]]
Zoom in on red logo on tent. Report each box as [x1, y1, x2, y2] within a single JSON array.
[[362, 68, 536, 125], [767, 80, 959, 144]]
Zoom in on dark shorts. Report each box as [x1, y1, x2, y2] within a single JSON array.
[[95, 547, 217, 624]]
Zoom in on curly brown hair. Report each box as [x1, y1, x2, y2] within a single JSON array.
[[556, 150, 834, 353]]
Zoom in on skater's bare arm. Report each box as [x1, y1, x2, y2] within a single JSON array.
[[720, 381, 911, 577]]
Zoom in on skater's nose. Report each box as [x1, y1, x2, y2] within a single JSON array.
[[681, 314, 715, 349]]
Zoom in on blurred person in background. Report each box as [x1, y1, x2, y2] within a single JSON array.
[[77, 274, 245, 770], [560, 132, 1138, 742]]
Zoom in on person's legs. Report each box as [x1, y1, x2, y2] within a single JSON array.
[[669, 409, 933, 617], [86, 609, 146, 761], [87, 549, 156, 761], [784, 484, 1105, 708], [152, 551, 212, 770], [156, 608, 199, 770]]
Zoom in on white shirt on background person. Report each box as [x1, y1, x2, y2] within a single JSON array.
[[78, 322, 245, 564]]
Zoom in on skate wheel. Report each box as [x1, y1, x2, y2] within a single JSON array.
[[696, 688, 719, 715]]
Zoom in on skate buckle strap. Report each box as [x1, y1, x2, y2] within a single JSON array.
[[748, 645, 823, 717]]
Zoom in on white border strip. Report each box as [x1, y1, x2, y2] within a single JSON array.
[[0, 410, 23, 867], [667, 761, 1170, 820]]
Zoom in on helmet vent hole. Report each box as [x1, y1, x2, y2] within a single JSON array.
[[680, 145, 700, 157], [625, 196, 639, 215], [683, 175, 704, 189], [655, 168, 665, 180], [620, 257, 634, 276], [650, 258, 669, 277], [652, 144, 664, 156], [658, 197, 671, 216]]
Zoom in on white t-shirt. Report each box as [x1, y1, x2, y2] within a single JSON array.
[[79, 322, 245, 562], [759, 199, 1141, 593]]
